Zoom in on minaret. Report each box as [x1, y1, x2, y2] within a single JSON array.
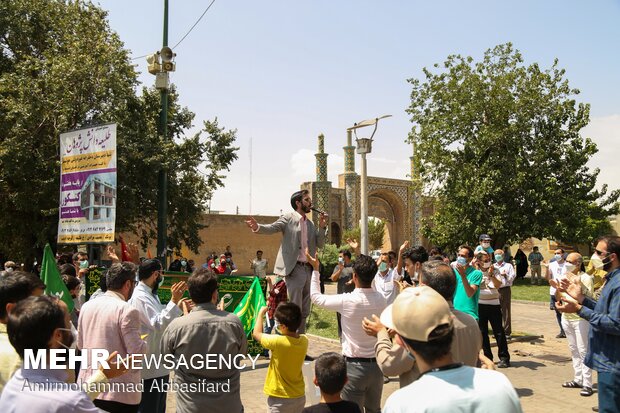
[[343, 129, 358, 231], [411, 141, 422, 245], [313, 134, 330, 226]]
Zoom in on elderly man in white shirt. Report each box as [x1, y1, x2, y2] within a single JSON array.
[[494, 249, 517, 338], [129, 259, 189, 413], [309, 250, 387, 413]]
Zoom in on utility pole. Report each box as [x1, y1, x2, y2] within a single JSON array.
[[156, 0, 170, 267]]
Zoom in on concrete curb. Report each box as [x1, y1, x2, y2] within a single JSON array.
[[305, 332, 340, 345]]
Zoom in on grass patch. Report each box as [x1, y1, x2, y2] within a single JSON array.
[[511, 277, 550, 302], [306, 305, 339, 340]]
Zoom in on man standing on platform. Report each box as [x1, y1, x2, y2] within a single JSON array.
[[245, 189, 327, 333]]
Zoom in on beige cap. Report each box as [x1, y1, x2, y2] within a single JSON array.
[[380, 286, 453, 342]]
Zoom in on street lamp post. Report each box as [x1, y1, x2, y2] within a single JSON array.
[[146, 0, 176, 267], [347, 115, 391, 255]]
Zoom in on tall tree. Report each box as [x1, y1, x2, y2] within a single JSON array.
[[407, 43, 619, 250], [0, 0, 238, 264]]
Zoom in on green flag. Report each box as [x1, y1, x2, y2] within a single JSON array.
[[40, 244, 74, 312], [233, 276, 266, 336]]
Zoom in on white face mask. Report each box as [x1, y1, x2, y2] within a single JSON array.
[[482, 262, 492, 269], [590, 253, 608, 270], [564, 262, 576, 273], [482, 242, 490, 248]]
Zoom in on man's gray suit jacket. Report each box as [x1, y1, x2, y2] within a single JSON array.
[[255, 211, 326, 276]]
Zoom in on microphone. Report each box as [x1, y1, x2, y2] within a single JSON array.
[[311, 207, 326, 215]]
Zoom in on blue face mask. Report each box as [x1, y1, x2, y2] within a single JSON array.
[[494, 254, 503, 262], [379, 262, 388, 272], [456, 256, 467, 266], [181, 260, 187, 267]]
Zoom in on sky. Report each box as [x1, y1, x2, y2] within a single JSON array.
[[96, 0, 620, 216]]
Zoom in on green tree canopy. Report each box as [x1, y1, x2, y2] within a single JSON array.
[[343, 218, 386, 251], [407, 43, 619, 250], [0, 0, 238, 264]]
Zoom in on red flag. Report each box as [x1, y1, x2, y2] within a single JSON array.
[[119, 236, 131, 262]]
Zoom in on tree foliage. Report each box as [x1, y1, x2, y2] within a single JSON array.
[[0, 0, 238, 264], [342, 218, 386, 251], [407, 43, 619, 250]]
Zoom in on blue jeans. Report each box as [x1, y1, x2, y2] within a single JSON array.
[[139, 375, 169, 413], [598, 371, 620, 413]]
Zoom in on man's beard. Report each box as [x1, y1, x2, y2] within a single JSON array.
[[152, 275, 163, 294], [302, 204, 311, 213]]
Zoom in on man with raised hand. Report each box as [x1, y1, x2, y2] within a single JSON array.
[[382, 286, 522, 413], [245, 189, 327, 333], [129, 259, 189, 413], [308, 249, 386, 413], [557, 236, 620, 412]]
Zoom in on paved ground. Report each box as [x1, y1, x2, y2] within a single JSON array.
[[167, 290, 600, 412]]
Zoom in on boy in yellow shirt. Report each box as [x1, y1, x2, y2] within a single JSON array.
[[253, 302, 308, 412]]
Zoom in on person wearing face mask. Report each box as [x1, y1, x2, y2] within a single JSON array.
[[528, 246, 545, 285], [586, 236, 608, 298], [331, 250, 355, 338], [452, 245, 483, 321], [0, 295, 130, 412], [128, 259, 189, 413], [494, 249, 516, 338], [362, 260, 482, 387], [77, 262, 147, 412], [373, 252, 399, 305], [213, 254, 229, 275], [547, 248, 567, 338], [2, 261, 17, 274], [556, 252, 595, 397], [557, 236, 620, 413], [478, 251, 511, 368], [224, 252, 237, 274], [474, 234, 494, 256], [399, 244, 429, 286]]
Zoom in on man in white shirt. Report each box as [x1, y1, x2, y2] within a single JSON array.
[[494, 249, 516, 337], [373, 253, 399, 305], [547, 248, 567, 338], [381, 286, 522, 413], [129, 259, 189, 413], [309, 251, 387, 413], [250, 250, 269, 278]]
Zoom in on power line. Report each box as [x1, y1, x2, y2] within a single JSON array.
[[172, 0, 216, 50], [129, 0, 216, 62]]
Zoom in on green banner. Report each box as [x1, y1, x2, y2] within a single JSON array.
[[233, 277, 267, 337], [85, 271, 267, 354], [41, 244, 74, 312]]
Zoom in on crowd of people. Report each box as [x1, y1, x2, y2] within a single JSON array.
[[0, 189, 618, 412]]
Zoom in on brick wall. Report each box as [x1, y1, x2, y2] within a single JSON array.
[[119, 214, 283, 276]]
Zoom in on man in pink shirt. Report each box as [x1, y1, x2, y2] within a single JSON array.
[[77, 262, 147, 413]]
